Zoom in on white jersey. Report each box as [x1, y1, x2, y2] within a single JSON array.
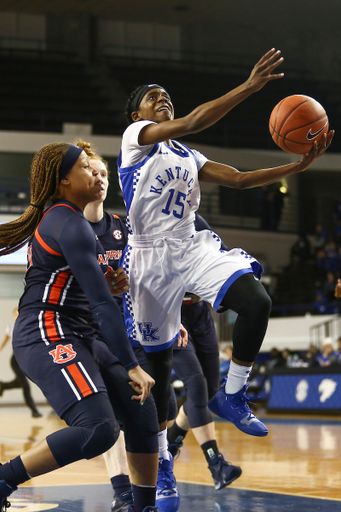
[[118, 120, 207, 235], [118, 119, 262, 351]]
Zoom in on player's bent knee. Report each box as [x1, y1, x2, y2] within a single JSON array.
[[184, 373, 208, 408], [82, 418, 120, 459], [251, 286, 272, 319]]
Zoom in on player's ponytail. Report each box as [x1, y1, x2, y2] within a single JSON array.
[[0, 142, 70, 256]]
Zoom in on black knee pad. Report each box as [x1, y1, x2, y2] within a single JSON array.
[[82, 418, 120, 459], [184, 373, 208, 408], [183, 373, 212, 428], [124, 394, 159, 454], [221, 273, 271, 316]]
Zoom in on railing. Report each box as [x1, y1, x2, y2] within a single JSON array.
[[100, 44, 307, 78], [310, 315, 341, 348], [0, 177, 30, 213], [0, 37, 76, 60]]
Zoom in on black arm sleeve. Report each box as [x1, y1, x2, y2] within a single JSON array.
[[59, 216, 138, 371]]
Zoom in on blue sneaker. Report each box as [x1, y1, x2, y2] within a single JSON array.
[[111, 490, 133, 512], [208, 453, 242, 490], [156, 453, 180, 512], [208, 382, 268, 437], [0, 480, 17, 512]]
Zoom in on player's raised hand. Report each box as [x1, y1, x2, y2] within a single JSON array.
[[299, 131, 335, 170], [128, 365, 155, 404], [246, 48, 284, 93], [105, 266, 130, 295]]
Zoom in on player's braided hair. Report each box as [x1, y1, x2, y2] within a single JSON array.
[[75, 140, 110, 176], [125, 85, 145, 124], [0, 142, 70, 256]]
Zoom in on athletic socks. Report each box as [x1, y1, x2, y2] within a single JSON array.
[[131, 483, 156, 512], [158, 429, 170, 460], [225, 360, 252, 394], [167, 422, 188, 445], [0, 456, 30, 488], [111, 474, 131, 497], [201, 440, 219, 463]]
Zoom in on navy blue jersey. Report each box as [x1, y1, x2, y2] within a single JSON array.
[[89, 213, 128, 271], [89, 212, 128, 312], [18, 200, 137, 371]]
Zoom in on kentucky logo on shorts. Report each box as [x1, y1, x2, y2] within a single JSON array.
[[49, 344, 77, 364]]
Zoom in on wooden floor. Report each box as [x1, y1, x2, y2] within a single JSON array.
[[1, 405, 341, 511]]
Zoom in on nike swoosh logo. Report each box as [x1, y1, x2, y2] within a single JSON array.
[[306, 121, 328, 141], [240, 415, 257, 426]]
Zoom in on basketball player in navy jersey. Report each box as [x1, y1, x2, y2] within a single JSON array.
[[80, 141, 181, 512], [117, 46, 333, 457], [0, 142, 161, 512]]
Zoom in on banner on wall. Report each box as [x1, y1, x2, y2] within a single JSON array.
[[268, 372, 341, 411]]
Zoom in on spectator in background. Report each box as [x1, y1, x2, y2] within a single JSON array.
[[333, 220, 341, 247], [314, 290, 330, 314], [333, 194, 341, 223], [290, 233, 312, 266], [281, 348, 303, 367], [323, 271, 337, 302], [310, 224, 328, 257], [0, 307, 42, 418], [324, 241, 340, 273], [314, 249, 327, 285], [335, 336, 341, 365], [258, 183, 285, 231], [303, 343, 320, 368], [316, 338, 338, 367]]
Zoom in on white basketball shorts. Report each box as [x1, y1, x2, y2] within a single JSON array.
[[121, 228, 262, 352]]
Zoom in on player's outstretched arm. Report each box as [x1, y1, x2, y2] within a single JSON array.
[[139, 48, 284, 145], [199, 131, 334, 189]]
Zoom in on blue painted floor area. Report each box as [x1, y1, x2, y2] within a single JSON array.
[[12, 483, 341, 512]]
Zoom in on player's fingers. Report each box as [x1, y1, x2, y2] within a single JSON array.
[[258, 51, 283, 72], [139, 385, 150, 404], [258, 48, 278, 65], [129, 381, 142, 394], [326, 130, 335, 147]]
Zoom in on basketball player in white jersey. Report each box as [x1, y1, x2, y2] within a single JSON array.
[[117, 47, 333, 511]]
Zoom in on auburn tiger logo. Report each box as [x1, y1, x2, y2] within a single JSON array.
[[113, 229, 123, 240], [49, 344, 77, 364]]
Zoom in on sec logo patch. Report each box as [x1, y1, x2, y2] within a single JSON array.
[[113, 229, 123, 240]]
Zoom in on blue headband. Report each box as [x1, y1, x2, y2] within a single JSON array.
[[59, 145, 83, 181], [130, 83, 168, 115]]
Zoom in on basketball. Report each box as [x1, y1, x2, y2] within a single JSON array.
[[269, 95, 329, 154]]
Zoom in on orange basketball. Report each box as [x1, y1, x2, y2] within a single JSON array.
[[269, 94, 329, 154]]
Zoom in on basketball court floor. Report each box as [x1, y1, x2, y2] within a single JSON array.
[[1, 405, 341, 512]]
